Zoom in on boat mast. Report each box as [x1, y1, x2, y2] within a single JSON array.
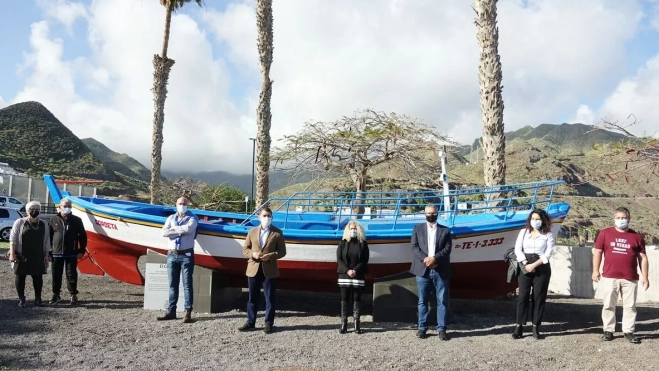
[[439, 150, 450, 217]]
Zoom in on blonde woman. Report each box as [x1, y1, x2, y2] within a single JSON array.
[[8, 201, 51, 307], [336, 221, 370, 334]]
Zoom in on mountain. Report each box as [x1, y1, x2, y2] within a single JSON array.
[[82, 138, 151, 182], [0, 101, 118, 182], [462, 123, 635, 154]]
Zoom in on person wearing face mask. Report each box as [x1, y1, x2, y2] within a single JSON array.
[[8, 201, 51, 307], [410, 203, 452, 340], [512, 208, 555, 340], [48, 197, 87, 305], [157, 197, 199, 323], [592, 207, 649, 344], [336, 221, 370, 334], [239, 207, 287, 334]]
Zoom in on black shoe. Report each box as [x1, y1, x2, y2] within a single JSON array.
[[18, 297, 26, 308], [263, 325, 273, 334], [438, 330, 449, 341], [156, 312, 176, 321], [532, 325, 543, 340], [624, 333, 641, 344], [34, 298, 43, 307], [512, 325, 523, 339], [238, 322, 255, 332], [339, 318, 348, 334], [70, 295, 79, 306], [49, 295, 61, 305], [602, 331, 613, 341], [416, 330, 427, 339], [183, 310, 193, 324]]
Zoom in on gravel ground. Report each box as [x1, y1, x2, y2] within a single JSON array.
[[1, 247, 658, 371]]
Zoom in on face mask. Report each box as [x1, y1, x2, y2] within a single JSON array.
[[61, 207, 72, 215], [426, 214, 438, 223], [349, 230, 357, 238], [177, 205, 188, 213], [615, 219, 629, 229], [261, 217, 272, 228], [29, 210, 40, 218], [531, 220, 542, 230]]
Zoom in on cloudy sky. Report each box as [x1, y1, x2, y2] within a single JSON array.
[[1, 0, 658, 175]]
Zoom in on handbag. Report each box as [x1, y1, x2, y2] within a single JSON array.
[[5, 252, 26, 274]]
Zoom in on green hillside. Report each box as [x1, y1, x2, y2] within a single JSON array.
[[0, 102, 117, 181], [0, 102, 143, 194], [82, 138, 151, 181]]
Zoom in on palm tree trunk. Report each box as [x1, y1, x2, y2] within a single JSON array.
[[474, 0, 506, 187], [150, 5, 176, 204], [255, 0, 274, 208]]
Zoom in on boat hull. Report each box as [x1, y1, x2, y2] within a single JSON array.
[[76, 209, 560, 299]]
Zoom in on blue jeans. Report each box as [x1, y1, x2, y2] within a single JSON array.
[[416, 269, 449, 332], [167, 252, 194, 313]]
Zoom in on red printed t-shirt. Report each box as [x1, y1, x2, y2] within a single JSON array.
[[594, 227, 646, 281]]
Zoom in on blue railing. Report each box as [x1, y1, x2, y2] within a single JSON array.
[[240, 180, 566, 230]]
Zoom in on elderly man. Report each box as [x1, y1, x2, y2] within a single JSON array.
[[48, 197, 87, 305], [593, 207, 650, 344], [410, 203, 452, 340], [157, 197, 199, 323]]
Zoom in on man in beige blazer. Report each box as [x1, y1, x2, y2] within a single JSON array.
[[238, 207, 287, 334]]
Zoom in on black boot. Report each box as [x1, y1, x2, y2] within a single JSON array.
[[512, 325, 522, 339], [339, 301, 348, 334], [353, 301, 363, 334], [18, 296, 26, 308], [532, 325, 543, 340]]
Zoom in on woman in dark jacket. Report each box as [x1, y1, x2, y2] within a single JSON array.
[[337, 220, 369, 334], [8, 201, 51, 307]]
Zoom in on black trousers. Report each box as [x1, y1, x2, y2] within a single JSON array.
[[15, 274, 43, 299], [52, 257, 79, 295], [340, 287, 362, 302], [516, 263, 551, 326]]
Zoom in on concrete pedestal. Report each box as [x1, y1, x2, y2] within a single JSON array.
[[144, 249, 240, 313], [372, 271, 437, 324]]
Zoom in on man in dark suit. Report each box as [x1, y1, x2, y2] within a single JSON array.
[[238, 207, 287, 334], [410, 203, 452, 340]]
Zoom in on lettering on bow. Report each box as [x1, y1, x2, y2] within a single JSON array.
[[95, 219, 118, 230]]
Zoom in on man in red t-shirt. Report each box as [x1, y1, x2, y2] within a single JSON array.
[[592, 207, 650, 344]]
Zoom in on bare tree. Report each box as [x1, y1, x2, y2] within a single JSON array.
[[255, 0, 274, 208], [271, 109, 452, 213], [474, 0, 506, 187], [591, 115, 659, 180]]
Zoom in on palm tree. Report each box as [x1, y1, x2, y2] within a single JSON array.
[[255, 0, 274, 208], [150, 0, 204, 204], [473, 0, 506, 187]]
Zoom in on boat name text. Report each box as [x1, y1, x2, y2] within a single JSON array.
[[454, 237, 504, 250], [95, 219, 118, 230]]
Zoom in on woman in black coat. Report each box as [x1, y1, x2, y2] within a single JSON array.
[[337, 220, 369, 334]]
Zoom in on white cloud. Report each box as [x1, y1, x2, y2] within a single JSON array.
[[586, 54, 659, 137], [37, 0, 88, 35], [12, 0, 251, 173], [8, 0, 658, 176], [202, 0, 645, 148]]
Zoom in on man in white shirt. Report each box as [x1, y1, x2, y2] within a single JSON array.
[[410, 203, 453, 340]]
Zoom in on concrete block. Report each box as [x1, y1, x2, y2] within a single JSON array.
[[144, 248, 240, 313], [372, 271, 437, 324]]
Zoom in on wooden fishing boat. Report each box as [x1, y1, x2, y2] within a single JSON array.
[[43, 173, 570, 299]]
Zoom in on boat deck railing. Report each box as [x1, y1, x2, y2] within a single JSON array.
[[240, 180, 566, 231]]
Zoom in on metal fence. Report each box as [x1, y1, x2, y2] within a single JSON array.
[[1, 174, 97, 211]]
